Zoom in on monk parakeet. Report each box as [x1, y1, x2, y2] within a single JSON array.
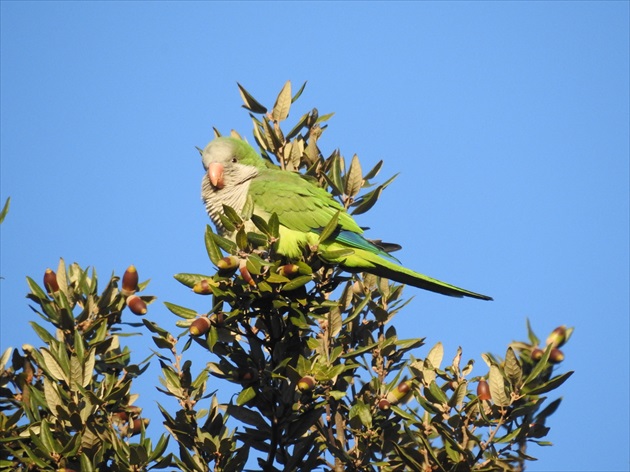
[[201, 137, 492, 301]]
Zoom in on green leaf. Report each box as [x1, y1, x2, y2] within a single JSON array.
[[489, 365, 510, 406], [291, 80, 307, 103], [43, 377, 63, 416], [236, 386, 256, 405], [523, 344, 553, 387], [235, 227, 248, 250], [271, 80, 292, 122], [264, 213, 279, 239], [247, 231, 269, 248], [237, 83, 267, 114], [523, 371, 574, 396], [351, 173, 399, 215], [328, 151, 345, 196], [328, 307, 342, 337], [441, 427, 464, 462], [219, 214, 236, 233], [261, 116, 283, 150], [252, 119, 270, 151], [41, 347, 70, 384], [426, 342, 444, 370], [250, 214, 272, 237], [315, 111, 335, 124], [245, 254, 265, 275], [79, 454, 95, 471], [59, 430, 82, 456], [505, 347, 523, 389], [535, 397, 562, 422], [82, 349, 95, 388], [40, 419, 60, 453], [0, 197, 10, 224], [363, 160, 383, 181], [130, 443, 149, 466], [281, 275, 312, 292], [173, 273, 215, 289], [26, 276, 49, 301], [222, 204, 243, 226], [56, 257, 70, 302], [21, 444, 51, 468], [318, 248, 354, 262], [526, 318, 540, 346], [164, 301, 198, 319], [153, 336, 174, 350], [70, 356, 83, 391], [73, 330, 85, 364], [286, 111, 311, 141], [143, 320, 172, 340], [204, 225, 223, 265], [29, 321, 56, 344], [210, 228, 238, 255], [344, 154, 363, 198], [448, 381, 468, 408], [349, 401, 372, 428], [226, 405, 270, 431], [495, 425, 524, 444], [351, 184, 383, 215], [328, 390, 346, 400], [462, 358, 475, 377], [427, 380, 449, 405], [318, 211, 341, 244]]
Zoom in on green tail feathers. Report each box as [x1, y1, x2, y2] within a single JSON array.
[[321, 244, 493, 301], [366, 260, 493, 301]]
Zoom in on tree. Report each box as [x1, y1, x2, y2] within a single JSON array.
[[0, 82, 573, 471]]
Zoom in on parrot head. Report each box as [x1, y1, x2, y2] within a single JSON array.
[[201, 137, 265, 191]]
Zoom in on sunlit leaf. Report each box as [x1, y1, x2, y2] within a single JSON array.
[[344, 154, 363, 198], [164, 301, 198, 319], [427, 342, 444, 370], [271, 80, 292, 122], [489, 365, 510, 407], [41, 348, 69, 384], [236, 386, 257, 406], [505, 346, 523, 389]]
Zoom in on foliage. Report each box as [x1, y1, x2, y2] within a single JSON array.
[[0, 82, 573, 471], [0, 260, 169, 471]]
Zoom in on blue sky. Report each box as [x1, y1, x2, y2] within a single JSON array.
[[1, 2, 628, 470]]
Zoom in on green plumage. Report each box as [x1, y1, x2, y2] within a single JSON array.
[[201, 137, 492, 301]]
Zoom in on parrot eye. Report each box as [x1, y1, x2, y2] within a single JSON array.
[[231, 156, 238, 163]]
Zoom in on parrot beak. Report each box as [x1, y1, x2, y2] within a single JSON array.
[[208, 162, 225, 190]]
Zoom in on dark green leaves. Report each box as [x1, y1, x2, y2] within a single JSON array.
[[2, 260, 168, 470], [237, 82, 267, 114], [271, 81, 292, 122]]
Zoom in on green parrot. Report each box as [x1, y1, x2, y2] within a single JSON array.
[[201, 136, 492, 301]]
